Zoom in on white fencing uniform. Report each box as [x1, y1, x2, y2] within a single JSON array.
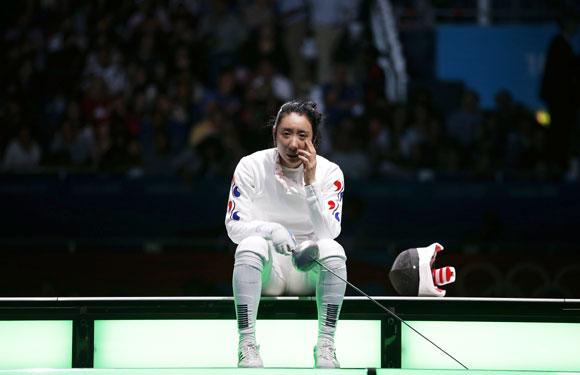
[[226, 148, 346, 295]]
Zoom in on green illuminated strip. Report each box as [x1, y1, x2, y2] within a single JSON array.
[[0, 370, 366, 375], [377, 370, 580, 375], [0, 369, 579, 375], [0, 321, 72, 369], [402, 321, 580, 371], [94, 320, 380, 368]]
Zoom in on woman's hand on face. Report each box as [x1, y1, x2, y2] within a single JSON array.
[[298, 139, 317, 186]]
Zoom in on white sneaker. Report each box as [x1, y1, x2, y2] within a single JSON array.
[[314, 338, 340, 368], [238, 340, 263, 368]]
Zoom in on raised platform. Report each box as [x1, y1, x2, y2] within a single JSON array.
[[0, 297, 579, 372], [0, 370, 579, 375]]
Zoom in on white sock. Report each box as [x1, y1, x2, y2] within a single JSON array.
[[316, 256, 347, 344], [233, 251, 264, 344]]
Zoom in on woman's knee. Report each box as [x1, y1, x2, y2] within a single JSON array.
[[316, 239, 346, 262]]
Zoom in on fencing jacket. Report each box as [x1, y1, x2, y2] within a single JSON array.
[[225, 148, 344, 244]]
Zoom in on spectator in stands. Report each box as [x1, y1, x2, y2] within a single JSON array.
[[174, 103, 233, 179], [83, 44, 128, 96], [211, 68, 244, 118], [321, 63, 363, 129], [166, 80, 195, 156], [375, 104, 410, 178], [512, 111, 549, 179], [399, 103, 430, 169], [540, 12, 579, 178], [490, 90, 519, 169], [0, 0, 566, 182], [199, 0, 248, 80], [48, 119, 92, 167], [243, 0, 275, 32], [367, 111, 392, 173], [309, 0, 360, 84], [276, 0, 310, 93], [2, 126, 42, 172], [251, 59, 294, 102], [242, 23, 288, 74], [331, 117, 370, 179], [143, 131, 173, 175], [445, 88, 484, 167]]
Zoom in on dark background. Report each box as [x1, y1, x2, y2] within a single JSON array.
[[1, 0, 579, 298]]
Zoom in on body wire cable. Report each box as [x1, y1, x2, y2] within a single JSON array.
[[309, 254, 469, 370]]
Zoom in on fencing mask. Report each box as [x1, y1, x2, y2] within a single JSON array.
[[389, 243, 456, 297]]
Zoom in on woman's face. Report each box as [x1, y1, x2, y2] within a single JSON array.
[[274, 112, 313, 168]]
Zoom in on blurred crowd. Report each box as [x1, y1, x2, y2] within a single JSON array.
[[1, 0, 578, 181]]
